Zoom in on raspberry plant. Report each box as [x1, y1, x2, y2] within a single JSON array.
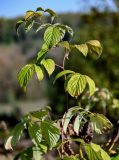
[[5, 7, 114, 160]]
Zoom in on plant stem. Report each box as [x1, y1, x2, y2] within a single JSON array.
[[55, 64, 63, 70]]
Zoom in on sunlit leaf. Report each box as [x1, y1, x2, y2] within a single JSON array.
[[55, 23, 74, 37], [36, 23, 51, 33], [25, 11, 34, 20], [85, 75, 96, 96], [45, 9, 57, 22], [34, 65, 44, 81], [63, 156, 79, 160], [89, 113, 112, 134], [37, 43, 48, 62], [53, 70, 75, 84], [5, 136, 13, 150], [58, 41, 70, 51], [72, 44, 88, 57], [18, 64, 34, 91], [84, 143, 111, 160], [87, 40, 102, 57], [44, 26, 65, 48], [41, 59, 55, 76], [63, 107, 80, 134], [25, 20, 34, 32], [66, 73, 87, 97], [16, 19, 25, 34], [74, 113, 85, 135]]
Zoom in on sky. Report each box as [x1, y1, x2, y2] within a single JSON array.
[[0, 0, 117, 18]]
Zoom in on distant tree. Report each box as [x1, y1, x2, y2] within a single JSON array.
[[78, 0, 117, 12]]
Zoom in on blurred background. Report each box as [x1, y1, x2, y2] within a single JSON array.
[[0, 0, 119, 159]]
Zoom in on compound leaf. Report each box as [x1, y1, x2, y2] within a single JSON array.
[[84, 143, 111, 160], [28, 123, 42, 146], [41, 121, 60, 149], [89, 113, 112, 134]]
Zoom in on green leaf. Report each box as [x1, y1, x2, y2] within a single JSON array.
[[28, 123, 42, 146], [30, 109, 49, 120], [54, 70, 75, 84], [5, 122, 25, 150], [36, 7, 44, 11], [74, 113, 85, 135], [20, 147, 33, 160], [37, 43, 48, 62], [111, 154, 119, 160], [63, 107, 80, 134], [66, 73, 87, 97], [36, 23, 51, 33], [44, 26, 65, 48], [45, 9, 57, 22], [25, 20, 34, 32], [85, 75, 96, 96], [25, 11, 34, 20], [73, 44, 88, 57], [55, 23, 74, 37], [16, 19, 24, 34], [89, 113, 112, 134], [58, 41, 70, 51], [33, 147, 42, 160], [41, 121, 60, 149], [63, 156, 79, 160], [86, 40, 102, 57], [34, 65, 44, 81], [84, 143, 111, 160], [18, 64, 34, 91], [34, 12, 42, 18], [41, 59, 55, 76]]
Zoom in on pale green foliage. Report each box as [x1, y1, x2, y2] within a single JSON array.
[[5, 107, 60, 152], [18, 64, 34, 91], [54, 70, 75, 84], [63, 156, 79, 160], [41, 59, 55, 76], [71, 40, 102, 57], [58, 41, 70, 51], [65, 73, 95, 97], [84, 143, 111, 160], [6, 6, 114, 160], [37, 43, 48, 61], [62, 106, 112, 135], [89, 113, 113, 134], [44, 25, 65, 48], [35, 65, 44, 81]]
